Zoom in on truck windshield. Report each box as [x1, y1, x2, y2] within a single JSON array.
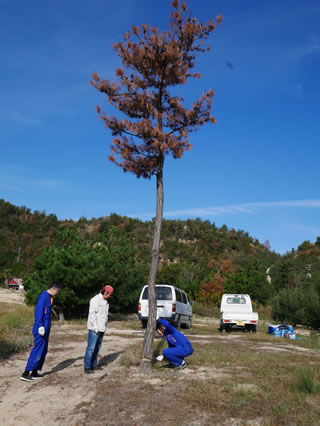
[[227, 297, 246, 304], [142, 286, 172, 301]]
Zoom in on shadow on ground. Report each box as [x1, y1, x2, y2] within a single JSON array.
[[45, 356, 83, 375], [98, 351, 124, 367]]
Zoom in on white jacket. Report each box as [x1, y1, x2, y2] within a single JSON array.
[[87, 293, 109, 333]]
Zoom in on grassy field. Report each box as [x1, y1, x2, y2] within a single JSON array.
[[102, 318, 320, 425], [1, 299, 320, 424], [183, 337, 320, 424]]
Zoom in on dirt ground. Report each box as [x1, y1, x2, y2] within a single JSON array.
[[0, 289, 146, 425], [0, 289, 318, 425], [0, 287, 25, 304]]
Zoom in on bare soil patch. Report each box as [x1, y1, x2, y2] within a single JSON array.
[[0, 322, 142, 425], [0, 288, 25, 305]]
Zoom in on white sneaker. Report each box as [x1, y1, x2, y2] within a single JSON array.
[[156, 355, 164, 362]]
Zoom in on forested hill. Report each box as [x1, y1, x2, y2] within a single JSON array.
[[269, 239, 320, 290], [2, 199, 319, 320], [0, 198, 277, 279], [3, 198, 320, 314]]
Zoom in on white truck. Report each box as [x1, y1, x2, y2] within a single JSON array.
[[219, 294, 258, 333]]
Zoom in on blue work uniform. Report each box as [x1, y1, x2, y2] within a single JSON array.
[[25, 291, 52, 372], [158, 318, 194, 366]]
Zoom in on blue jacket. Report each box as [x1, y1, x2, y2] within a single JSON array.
[[158, 318, 192, 348], [32, 290, 52, 335]]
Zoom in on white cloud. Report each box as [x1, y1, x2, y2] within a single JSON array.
[[133, 199, 320, 219], [0, 108, 44, 127], [284, 36, 320, 65], [0, 165, 67, 191]]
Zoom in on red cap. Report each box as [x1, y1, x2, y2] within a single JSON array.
[[101, 285, 114, 294]]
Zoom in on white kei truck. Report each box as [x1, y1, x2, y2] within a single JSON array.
[[219, 294, 258, 333]]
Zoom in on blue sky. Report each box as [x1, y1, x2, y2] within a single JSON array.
[[1, 0, 319, 254]]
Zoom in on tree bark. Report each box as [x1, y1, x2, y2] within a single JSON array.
[[139, 159, 164, 374]]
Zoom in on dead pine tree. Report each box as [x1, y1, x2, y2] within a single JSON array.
[[90, 0, 222, 374]]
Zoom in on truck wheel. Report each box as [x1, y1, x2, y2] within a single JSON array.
[[251, 325, 257, 333], [185, 318, 192, 329], [220, 323, 226, 333], [142, 320, 147, 329], [175, 316, 181, 329]]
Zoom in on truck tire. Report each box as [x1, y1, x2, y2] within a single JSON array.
[[185, 317, 192, 329], [175, 316, 181, 329], [220, 323, 226, 333], [142, 320, 147, 329], [251, 324, 257, 333]]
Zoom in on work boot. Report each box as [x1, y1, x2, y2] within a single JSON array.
[[84, 368, 94, 374]]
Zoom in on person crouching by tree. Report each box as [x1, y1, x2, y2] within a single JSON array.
[[156, 318, 193, 370], [83, 285, 114, 374], [20, 281, 61, 382]]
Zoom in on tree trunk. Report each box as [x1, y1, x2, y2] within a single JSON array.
[[139, 160, 164, 374]]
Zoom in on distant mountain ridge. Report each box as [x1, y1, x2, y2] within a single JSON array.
[[0, 198, 279, 280]]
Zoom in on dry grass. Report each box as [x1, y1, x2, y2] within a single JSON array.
[[0, 302, 34, 359], [180, 336, 320, 424], [186, 324, 220, 335], [88, 318, 320, 425], [256, 303, 273, 320], [192, 302, 220, 318], [120, 338, 166, 368]]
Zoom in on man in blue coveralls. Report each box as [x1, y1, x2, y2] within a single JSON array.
[[156, 318, 193, 370], [20, 281, 61, 382]]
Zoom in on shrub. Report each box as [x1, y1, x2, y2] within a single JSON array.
[[271, 286, 320, 329], [192, 301, 220, 318]]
